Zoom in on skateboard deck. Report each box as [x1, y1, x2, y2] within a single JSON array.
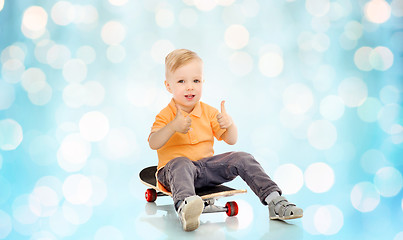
[[139, 166, 247, 216]]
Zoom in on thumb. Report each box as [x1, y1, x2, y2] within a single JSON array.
[[220, 100, 226, 114]]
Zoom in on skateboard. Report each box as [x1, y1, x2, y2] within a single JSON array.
[[139, 166, 247, 216]]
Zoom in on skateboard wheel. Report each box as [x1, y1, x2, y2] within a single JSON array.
[[145, 189, 157, 202], [225, 201, 238, 217]]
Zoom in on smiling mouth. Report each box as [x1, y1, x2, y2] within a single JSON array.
[[185, 94, 195, 100]]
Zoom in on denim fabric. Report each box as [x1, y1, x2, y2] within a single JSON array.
[[157, 151, 282, 208]]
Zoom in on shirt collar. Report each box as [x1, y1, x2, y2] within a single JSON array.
[[169, 98, 202, 118]]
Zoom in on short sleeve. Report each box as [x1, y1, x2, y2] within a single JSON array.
[[148, 110, 171, 142]]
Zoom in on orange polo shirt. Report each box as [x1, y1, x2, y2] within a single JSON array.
[[149, 99, 226, 170]]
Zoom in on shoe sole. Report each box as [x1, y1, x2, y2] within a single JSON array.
[[181, 196, 204, 231], [270, 214, 303, 220]]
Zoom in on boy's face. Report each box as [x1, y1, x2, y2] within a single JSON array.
[[165, 59, 203, 113]]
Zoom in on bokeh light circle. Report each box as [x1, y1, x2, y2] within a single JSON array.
[[63, 174, 93, 205], [0, 119, 23, 151], [101, 21, 126, 45], [273, 164, 304, 195], [364, 0, 391, 24], [306, 0, 330, 17], [0, 81, 15, 110], [320, 95, 345, 121], [360, 149, 389, 174], [283, 83, 313, 114], [22, 6, 48, 32], [314, 205, 344, 235], [29, 186, 59, 217], [338, 77, 368, 107], [62, 59, 87, 83], [369, 46, 394, 71], [51, 1, 75, 26], [106, 45, 126, 63], [151, 40, 175, 64], [57, 133, 91, 172], [259, 52, 284, 78], [354, 46, 373, 71], [378, 103, 402, 134], [155, 9, 174, 28], [79, 111, 110, 142], [224, 24, 249, 49], [380, 85, 400, 104], [0, 210, 12, 239], [350, 181, 380, 212], [307, 120, 337, 150], [77, 45, 96, 64], [374, 167, 403, 197], [357, 97, 382, 122], [305, 162, 335, 193], [21, 68, 47, 93], [1, 59, 25, 83]]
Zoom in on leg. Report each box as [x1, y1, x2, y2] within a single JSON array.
[[157, 157, 197, 209], [195, 151, 282, 205]]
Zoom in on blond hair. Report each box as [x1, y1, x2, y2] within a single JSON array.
[[165, 49, 202, 78]]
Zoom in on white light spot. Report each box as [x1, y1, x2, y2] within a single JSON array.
[[99, 127, 138, 161], [391, 0, 403, 17], [338, 77, 368, 107], [320, 95, 345, 121], [302, 205, 321, 235], [79, 111, 110, 142], [344, 21, 363, 40], [62, 83, 86, 108], [62, 59, 87, 83], [29, 186, 59, 217], [21, 68, 47, 93], [51, 1, 75, 26], [63, 174, 93, 205], [126, 82, 157, 107], [151, 40, 175, 64], [378, 104, 402, 134], [273, 164, 304, 195], [0, 0, 4, 12], [87, 176, 108, 206], [49, 209, 78, 237], [380, 85, 400, 104], [307, 120, 337, 150], [77, 45, 96, 64], [47, 44, 71, 69], [364, 0, 391, 24], [357, 97, 382, 122], [62, 201, 93, 225], [225, 24, 249, 50], [0, 81, 15, 110], [229, 51, 253, 76], [369, 46, 394, 71], [106, 45, 126, 63], [259, 52, 283, 78], [351, 182, 380, 212], [57, 133, 91, 172], [1, 45, 26, 63], [84, 81, 105, 106], [0, 210, 12, 239], [101, 21, 126, 45], [0, 119, 23, 151], [306, 0, 330, 17], [1, 59, 25, 84], [360, 149, 389, 174], [109, 0, 128, 6], [156, 9, 174, 28], [354, 46, 373, 71], [22, 6, 48, 31], [94, 226, 124, 240], [28, 83, 52, 106], [374, 167, 403, 197], [314, 205, 344, 235], [305, 162, 335, 193], [283, 83, 313, 115], [194, 0, 217, 11], [395, 232, 403, 240]]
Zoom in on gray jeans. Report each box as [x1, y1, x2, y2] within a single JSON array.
[[157, 151, 282, 209]]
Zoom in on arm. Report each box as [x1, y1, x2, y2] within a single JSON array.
[[149, 105, 192, 150], [216, 101, 238, 145]]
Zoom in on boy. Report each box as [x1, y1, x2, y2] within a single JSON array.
[[148, 49, 303, 231]]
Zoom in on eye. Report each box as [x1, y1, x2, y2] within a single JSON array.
[[177, 80, 184, 83], [194, 79, 200, 83]]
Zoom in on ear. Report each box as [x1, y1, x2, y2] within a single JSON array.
[[164, 80, 172, 93]]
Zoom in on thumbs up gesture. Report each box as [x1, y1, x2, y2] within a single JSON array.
[[217, 100, 233, 129], [171, 104, 192, 134]]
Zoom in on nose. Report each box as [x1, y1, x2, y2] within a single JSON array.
[[186, 82, 193, 90]]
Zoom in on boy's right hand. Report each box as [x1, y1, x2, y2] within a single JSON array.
[[169, 104, 192, 134]]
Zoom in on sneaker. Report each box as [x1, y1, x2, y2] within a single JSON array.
[[177, 195, 204, 231], [268, 196, 303, 220]]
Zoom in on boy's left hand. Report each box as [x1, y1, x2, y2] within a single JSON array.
[[217, 100, 233, 129]]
